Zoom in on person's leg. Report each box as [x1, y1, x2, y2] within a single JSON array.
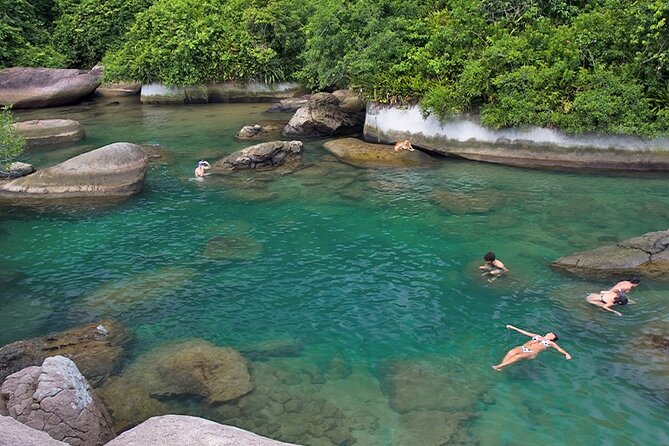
[[492, 352, 536, 371], [501, 346, 523, 364]]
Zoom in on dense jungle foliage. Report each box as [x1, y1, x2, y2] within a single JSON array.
[[1, 0, 668, 135]]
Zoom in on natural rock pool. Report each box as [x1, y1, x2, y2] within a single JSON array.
[[2, 98, 668, 445]]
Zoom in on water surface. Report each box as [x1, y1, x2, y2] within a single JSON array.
[[1, 97, 668, 445]]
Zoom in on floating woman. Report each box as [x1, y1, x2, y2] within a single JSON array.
[[492, 324, 572, 371]]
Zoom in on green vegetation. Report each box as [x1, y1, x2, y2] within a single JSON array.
[[0, 107, 26, 173], [1, 0, 668, 135]]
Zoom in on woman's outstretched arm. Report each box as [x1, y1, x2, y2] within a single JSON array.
[[551, 342, 572, 360], [505, 325, 537, 337]]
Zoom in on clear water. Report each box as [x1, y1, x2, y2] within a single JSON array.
[[2, 98, 668, 445]]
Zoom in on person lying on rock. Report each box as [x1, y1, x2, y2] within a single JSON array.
[[479, 251, 508, 282], [492, 325, 571, 371], [195, 160, 211, 177], [394, 140, 414, 151], [586, 289, 630, 316]]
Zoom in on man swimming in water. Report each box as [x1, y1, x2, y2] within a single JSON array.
[[479, 252, 508, 282], [195, 160, 211, 177], [492, 324, 572, 371]]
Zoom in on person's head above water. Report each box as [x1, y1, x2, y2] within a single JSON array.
[[484, 252, 496, 262], [544, 332, 559, 342], [629, 274, 641, 285], [614, 292, 629, 305]]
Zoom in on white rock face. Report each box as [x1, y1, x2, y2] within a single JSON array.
[[105, 415, 300, 446], [364, 103, 669, 170], [365, 103, 669, 151], [0, 356, 114, 446]]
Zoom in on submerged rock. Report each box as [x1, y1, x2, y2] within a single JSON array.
[[0, 356, 115, 446], [203, 235, 263, 260], [105, 339, 252, 406], [429, 189, 503, 214], [0, 67, 102, 109], [552, 229, 669, 277], [81, 267, 196, 314], [0, 319, 127, 387], [323, 137, 436, 168], [213, 141, 303, 172], [0, 142, 148, 199], [13, 119, 85, 147]]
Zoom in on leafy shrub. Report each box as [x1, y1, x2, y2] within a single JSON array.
[[0, 107, 26, 173]]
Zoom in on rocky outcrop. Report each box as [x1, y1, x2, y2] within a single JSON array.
[[140, 82, 304, 104], [213, 140, 303, 171], [364, 102, 669, 171], [235, 122, 284, 140], [0, 162, 35, 179], [323, 137, 436, 168], [0, 356, 115, 446], [105, 415, 298, 446], [0, 415, 68, 446], [0, 320, 127, 388], [0, 68, 102, 109], [13, 119, 85, 147], [552, 230, 669, 277], [0, 143, 148, 199], [283, 93, 365, 137], [331, 90, 365, 112], [267, 95, 312, 113], [94, 82, 141, 97]]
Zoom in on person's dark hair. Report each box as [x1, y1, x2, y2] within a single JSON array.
[[484, 252, 496, 262], [629, 274, 640, 284], [614, 293, 629, 305], [551, 333, 559, 342]]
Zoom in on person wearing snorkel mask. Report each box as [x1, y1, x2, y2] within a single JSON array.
[[195, 160, 211, 177]]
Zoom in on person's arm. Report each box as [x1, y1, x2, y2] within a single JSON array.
[[600, 304, 622, 316], [551, 342, 572, 360], [505, 325, 537, 337]]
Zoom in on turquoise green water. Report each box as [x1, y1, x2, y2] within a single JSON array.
[[2, 98, 668, 445]]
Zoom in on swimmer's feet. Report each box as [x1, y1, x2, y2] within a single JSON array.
[[492, 365, 502, 371]]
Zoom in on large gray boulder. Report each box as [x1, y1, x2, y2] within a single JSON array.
[[0, 68, 102, 109], [552, 230, 669, 277], [0, 415, 68, 446], [213, 140, 303, 171], [0, 142, 148, 199], [13, 119, 85, 147], [323, 137, 436, 168], [283, 93, 364, 137], [0, 356, 115, 446], [105, 415, 299, 446]]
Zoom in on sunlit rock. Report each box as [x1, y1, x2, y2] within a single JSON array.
[[364, 102, 669, 170], [13, 119, 85, 147], [104, 415, 299, 446], [95, 82, 141, 97], [323, 137, 436, 168], [0, 67, 102, 109], [284, 94, 365, 137], [552, 229, 669, 277], [0, 142, 148, 199], [1, 356, 115, 446], [213, 141, 303, 172], [0, 415, 68, 446], [0, 162, 34, 179]]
